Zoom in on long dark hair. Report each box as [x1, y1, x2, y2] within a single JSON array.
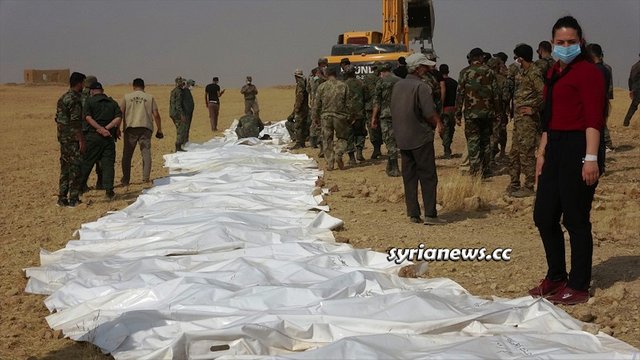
[[552, 16, 590, 63]]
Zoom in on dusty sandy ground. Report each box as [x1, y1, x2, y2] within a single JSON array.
[[0, 84, 638, 359]]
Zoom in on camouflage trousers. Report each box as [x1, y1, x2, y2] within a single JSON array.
[[321, 114, 350, 168], [380, 116, 398, 159], [347, 117, 367, 153], [440, 108, 456, 154], [58, 138, 82, 200], [491, 113, 508, 156], [244, 99, 259, 117], [172, 114, 191, 147], [365, 109, 382, 146], [464, 118, 493, 177], [80, 132, 116, 192], [294, 111, 310, 145], [509, 113, 538, 189]]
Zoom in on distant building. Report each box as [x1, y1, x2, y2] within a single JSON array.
[[24, 69, 70, 84]]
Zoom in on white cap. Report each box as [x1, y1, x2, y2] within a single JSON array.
[[406, 53, 436, 71]]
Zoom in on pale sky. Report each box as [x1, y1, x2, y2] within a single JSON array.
[[0, 0, 638, 88]]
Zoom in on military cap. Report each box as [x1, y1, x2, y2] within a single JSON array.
[[486, 57, 501, 70], [84, 75, 98, 87], [514, 44, 533, 62], [294, 69, 303, 77], [89, 81, 103, 90], [317, 57, 328, 65], [493, 52, 508, 64], [246, 76, 252, 81], [406, 53, 435, 70], [468, 47, 484, 59], [175, 76, 184, 85], [340, 57, 351, 65], [187, 79, 195, 86], [380, 62, 392, 72]]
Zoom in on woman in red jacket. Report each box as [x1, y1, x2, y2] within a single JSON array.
[[528, 16, 605, 305]]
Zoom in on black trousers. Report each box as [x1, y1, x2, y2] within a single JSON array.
[[533, 131, 599, 291], [400, 141, 438, 218]]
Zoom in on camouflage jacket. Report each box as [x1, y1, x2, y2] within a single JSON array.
[[455, 63, 500, 120], [422, 72, 442, 113], [344, 77, 366, 120], [293, 77, 309, 114], [513, 65, 544, 111], [307, 68, 326, 106], [240, 84, 258, 100], [55, 89, 83, 139], [496, 72, 511, 114], [182, 88, 195, 115], [169, 86, 184, 119], [534, 56, 555, 79], [362, 73, 380, 112], [235, 114, 264, 138], [81, 88, 92, 132], [373, 74, 399, 118], [312, 78, 351, 123]]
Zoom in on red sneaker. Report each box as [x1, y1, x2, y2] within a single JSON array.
[[546, 287, 589, 305], [528, 278, 567, 298]]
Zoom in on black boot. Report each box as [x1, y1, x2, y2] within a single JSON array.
[[348, 152, 357, 167], [386, 158, 401, 177], [356, 148, 365, 161], [176, 144, 185, 152], [371, 145, 382, 159]]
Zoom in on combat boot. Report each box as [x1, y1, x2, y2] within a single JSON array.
[[310, 136, 318, 148], [176, 144, 185, 152], [371, 145, 382, 159], [336, 156, 345, 170], [356, 148, 365, 161], [348, 152, 357, 167], [386, 158, 401, 177]]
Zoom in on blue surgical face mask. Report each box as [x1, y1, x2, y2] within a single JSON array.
[[552, 44, 581, 64]]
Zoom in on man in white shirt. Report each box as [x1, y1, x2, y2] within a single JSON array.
[[119, 78, 163, 185]]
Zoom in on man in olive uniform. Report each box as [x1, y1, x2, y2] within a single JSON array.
[[455, 47, 500, 178], [80, 82, 122, 199], [487, 58, 510, 161], [363, 62, 383, 159], [312, 67, 352, 170], [81, 75, 103, 190], [287, 69, 310, 149], [308, 58, 328, 152], [343, 65, 367, 165], [372, 63, 401, 176], [240, 76, 259, 117], [508, 44, 544, 197], [235, 114, 265, 139], [55, 72, 86, 207], [170, 76, 188, 152]]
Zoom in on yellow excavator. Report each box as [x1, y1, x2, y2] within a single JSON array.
[[325, 0, 435, 77]]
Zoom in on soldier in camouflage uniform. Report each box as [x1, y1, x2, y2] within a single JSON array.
[[55, 72, 86, 207], [372, 63, 401, 176], [508, 44, 544, 197], [455, 47, 500, 178], [422, 66, 442, 115], [183, 79, 195, 143], [235, 114, 265, 139], [312, 67, 352, 170], [80, 75, 103, 190], [343, 65, 367, 165], [170, 76, 188, 152], [487, 58, 510, 160], [362, 62, 383, 159], [308, 58, 328, 154], [240, 76, 259, 118], [287, 69, 310, 149], [534, 41, 555, 78], [80, 82, 122, 199]]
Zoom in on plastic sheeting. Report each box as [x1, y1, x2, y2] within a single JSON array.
[[25, 121, 639, 359]]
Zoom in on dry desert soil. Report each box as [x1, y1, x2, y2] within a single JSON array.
[[0, 83, 638, 359]]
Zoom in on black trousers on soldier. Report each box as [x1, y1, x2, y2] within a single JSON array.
[[400, 140, 438, 218], [80, 132, 116, 192], [533, 131, 600, 291]]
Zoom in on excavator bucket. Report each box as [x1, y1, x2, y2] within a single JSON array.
[[407, 0, 434, 42]]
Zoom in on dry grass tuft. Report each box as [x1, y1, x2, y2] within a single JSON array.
[[438, 173, 488, 211]]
